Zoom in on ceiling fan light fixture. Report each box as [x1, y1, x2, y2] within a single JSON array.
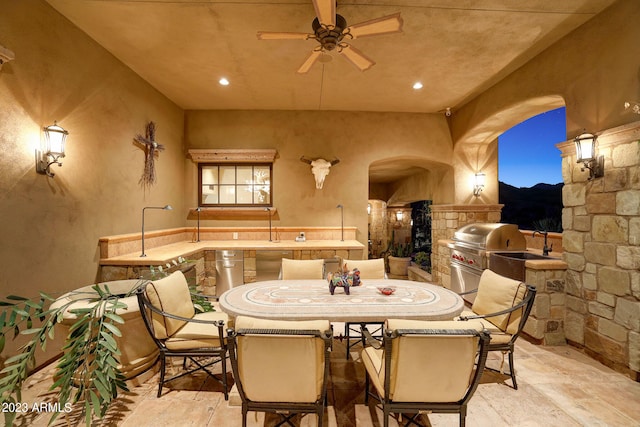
[[312, 14, 347, 51]]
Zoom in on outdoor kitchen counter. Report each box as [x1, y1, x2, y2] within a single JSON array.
[[439, 238, 567, 271], [100, 239, 365, 266]]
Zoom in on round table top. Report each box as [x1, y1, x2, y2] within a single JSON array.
[[218, 279, 464, 322]]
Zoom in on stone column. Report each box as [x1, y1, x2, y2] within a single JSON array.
[[558, 121, 640, 380]]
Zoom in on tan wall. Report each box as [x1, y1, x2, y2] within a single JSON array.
[[0, 1, 185, 361], [184, 110, 454, 247], [451, 0, 640, 158]]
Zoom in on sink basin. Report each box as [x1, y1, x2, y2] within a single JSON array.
[[491, 251, 555, 260], [489, 252, 557, 281]]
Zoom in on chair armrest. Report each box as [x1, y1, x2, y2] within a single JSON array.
[[190, 291, 219, 302], [458, 297, 529, 321], [361, 325, 383, 350], [458, 288, 479, 296], [143, 299, 225, 326]]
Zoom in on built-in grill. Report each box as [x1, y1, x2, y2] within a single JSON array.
[[448, 223, 526, 302]]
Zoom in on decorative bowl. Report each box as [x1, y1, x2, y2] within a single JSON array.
[[377, 287, 396, 296]]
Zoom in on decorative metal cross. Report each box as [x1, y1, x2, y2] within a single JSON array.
[[134, 121, 164, 189]]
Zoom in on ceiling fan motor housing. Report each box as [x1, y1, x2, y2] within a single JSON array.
[[312, 14, 347, 51]]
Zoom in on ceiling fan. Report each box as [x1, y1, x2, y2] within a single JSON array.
[[257, 0, 403, 73]]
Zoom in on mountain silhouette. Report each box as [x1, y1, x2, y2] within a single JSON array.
[[499, 182, 563, 232]]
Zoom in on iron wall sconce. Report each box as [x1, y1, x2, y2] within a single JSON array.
[[574, 132, 604, 180], [395, 210, 403, 221], [473, 172, 486, 197], [36, 121, 68, 177], [140, 205, 172, 257]]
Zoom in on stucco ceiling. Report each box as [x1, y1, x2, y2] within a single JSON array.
[[44, 0, 615, 187], [46, 0, 614, 113]]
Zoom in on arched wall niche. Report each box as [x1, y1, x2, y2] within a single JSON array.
[[368, 156, 454, 207]]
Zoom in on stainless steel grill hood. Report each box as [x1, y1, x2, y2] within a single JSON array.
[[452, 223, 526, 251]]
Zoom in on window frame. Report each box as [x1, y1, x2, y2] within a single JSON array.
[[198, 162, 273, 207]]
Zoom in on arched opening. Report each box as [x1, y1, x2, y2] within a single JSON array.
[[368, 157, 452, 271], [498, 106, 566, 232]]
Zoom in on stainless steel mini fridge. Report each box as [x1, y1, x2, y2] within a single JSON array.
[[215, 250, 244, 296]]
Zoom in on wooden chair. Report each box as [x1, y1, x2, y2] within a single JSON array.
[[227, 316, 333, 427], [340, 258, 387, 359], [136, 271, 229, 398], [361, 319, 490, 427], [457, 269, 537, 389]]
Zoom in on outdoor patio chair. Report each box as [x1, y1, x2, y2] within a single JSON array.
[[227, 315, 333, 427], [137, 270, 229, 399], [340, 257, 387, 359], [361, 319, 490, 427], [279, 258, 325, 279], [457, 268, 537, 389]]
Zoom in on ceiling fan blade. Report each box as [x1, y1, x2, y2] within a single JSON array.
[[346, 12, 403, 39], [297, 50, 322, 74], [257, 31, 312, 40], [339, 44, 375, 71], [312, 0, 335, 26]]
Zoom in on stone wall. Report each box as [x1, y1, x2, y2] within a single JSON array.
[[558, 121, 640, 380], [524, 266, 567, 345]]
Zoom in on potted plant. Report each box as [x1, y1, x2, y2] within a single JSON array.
[[0, 258, 209, 427], [387, 240, 413, 276], [413, 251, 431, 272]]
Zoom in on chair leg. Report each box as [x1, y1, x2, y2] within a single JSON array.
[[221, 352, 229, 400], [364, 374, 370, 404], [157, 355, 166, 398], [460, 405, 467, 427], [508, 349, 518, 390]]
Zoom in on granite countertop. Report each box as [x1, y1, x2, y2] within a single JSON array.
[[100, 239, 365, 265]]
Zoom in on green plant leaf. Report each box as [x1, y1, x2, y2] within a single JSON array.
[[103, 312, 124, 324], [102, 322, 122, 337], [5, 295, 29, 301], [99, 332, 118, 352]]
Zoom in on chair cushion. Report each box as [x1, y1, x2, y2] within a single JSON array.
[[458, 309, 513, 344], [165, 311, 229, 350], [234, 316, 330, 403], [281, 258, 325, 280], [362, 320, 484, 402], [145, 271, 196, 339], [471, 269, 526, 334], [342, 258, 386, 279]]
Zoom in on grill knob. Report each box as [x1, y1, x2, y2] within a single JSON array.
[[468, 259, 475, 265]]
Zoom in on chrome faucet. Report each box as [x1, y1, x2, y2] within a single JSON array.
[[532, 230, 553, 256]]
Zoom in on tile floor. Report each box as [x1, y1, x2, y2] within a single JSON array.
[[11, 325, 640, 427]]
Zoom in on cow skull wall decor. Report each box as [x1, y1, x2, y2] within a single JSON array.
[[300, 156, 340, 189]]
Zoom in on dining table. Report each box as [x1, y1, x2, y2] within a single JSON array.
[[218, 279, 464, 322]]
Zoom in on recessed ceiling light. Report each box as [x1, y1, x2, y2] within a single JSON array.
[[412, 82, 423, 90], [219, 77, 230, 86]]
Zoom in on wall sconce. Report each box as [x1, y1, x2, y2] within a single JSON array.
[[624, 101, 640, 115], [36, 121, 68, 177], [140, 205, 172, 257], [396, 211, 403, 221], [367, 203, 371, 215], [574, 132, 604, 180], [0, 43, 15, 71], [473, 173, 486, 197]]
